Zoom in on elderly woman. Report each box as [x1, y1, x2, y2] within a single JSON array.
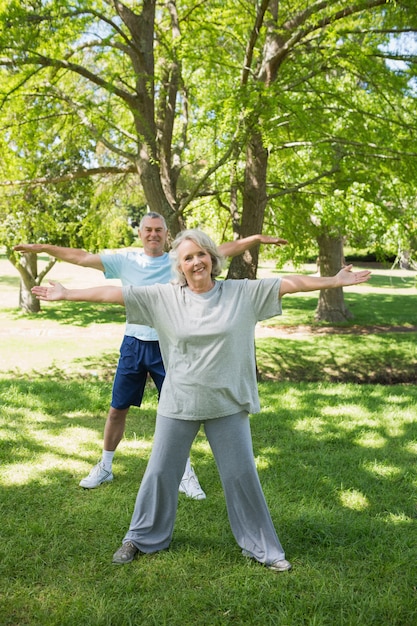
[[32, 229, 371, 573]]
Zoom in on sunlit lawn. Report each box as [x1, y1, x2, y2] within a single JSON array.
[[1, 376, 416, 625]]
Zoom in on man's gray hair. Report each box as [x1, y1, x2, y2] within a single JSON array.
[[139, 212, 167, 230], [169, 229, 225, 285]]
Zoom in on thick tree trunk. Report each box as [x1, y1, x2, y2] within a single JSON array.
[[315, 234, 353, 322], [18, 253, 41, 313], [135, 157, 184, 240], [121, 0, 184, 240], [227, 131, 268, 279]]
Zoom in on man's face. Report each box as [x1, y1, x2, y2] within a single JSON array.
[[139, 217, 168, 257]]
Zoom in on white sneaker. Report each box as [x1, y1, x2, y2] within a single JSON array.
[[79, 461, 113, 489], [179, 466, 206, 500], [266, 559, 292, 572], [242, 549, 292, 573]]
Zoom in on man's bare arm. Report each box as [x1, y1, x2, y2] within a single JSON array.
[[218, 234, 288, 258], [14, 243, 104, 271]]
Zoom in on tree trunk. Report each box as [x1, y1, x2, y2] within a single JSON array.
[[18, 253, 41, 313], [227, 131, 268, 279], [315, 234, 353, 322]]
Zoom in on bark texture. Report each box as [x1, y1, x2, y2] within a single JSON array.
[[315, 234, 353, 322]]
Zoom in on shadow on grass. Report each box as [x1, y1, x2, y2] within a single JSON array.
[[0, 376, 159, 466], [256, 333, 417, 384], [275, 292, 417, 327], [252, 381, 417, 556], [0, 275, 20, 288], [7, 300, 126, 326], [9, 352, 122, 383]]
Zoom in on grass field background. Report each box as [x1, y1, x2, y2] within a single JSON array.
[[0, 252, 416, 625]]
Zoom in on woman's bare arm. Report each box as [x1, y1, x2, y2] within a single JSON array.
[[279, 265, 371, 296], [32, 281, 125, 305]]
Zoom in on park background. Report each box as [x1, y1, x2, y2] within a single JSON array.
[[1, 1, 417, 624]]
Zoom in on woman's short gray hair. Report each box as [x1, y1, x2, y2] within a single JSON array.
[[169, 229, 225, 285]]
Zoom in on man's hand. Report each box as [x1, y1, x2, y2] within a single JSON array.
[[257, 235, 288, 246], [14, 243, 44, 253]]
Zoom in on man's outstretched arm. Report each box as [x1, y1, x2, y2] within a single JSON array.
[[14, 243, 104, 271], [218, 234, 288, 258]]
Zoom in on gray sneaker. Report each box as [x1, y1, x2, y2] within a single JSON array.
[[112, 541, 139, 564], [79, 461, 113, 489]]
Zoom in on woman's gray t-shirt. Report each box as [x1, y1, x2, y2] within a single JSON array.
[[123, 278, 282, 420]]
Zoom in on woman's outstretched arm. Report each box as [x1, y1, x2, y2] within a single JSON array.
[[279, 265, 371, 296], [32, 281, 125, 305]]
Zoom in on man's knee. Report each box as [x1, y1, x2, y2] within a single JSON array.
[[108, 407, 129, 422]]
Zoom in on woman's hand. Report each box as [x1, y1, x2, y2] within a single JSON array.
[[336, 265, 372, 287], [280, 264, 371, 296], [32, 281, 67, 301], [32, 282, 124, 304]]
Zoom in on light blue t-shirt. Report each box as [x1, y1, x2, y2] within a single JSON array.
[[101, 250, 172, 341]]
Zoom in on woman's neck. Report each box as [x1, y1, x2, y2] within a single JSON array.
[[187, 279, 215, 294]]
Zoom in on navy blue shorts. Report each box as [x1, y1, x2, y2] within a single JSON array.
[[111, 336, 165, 410]]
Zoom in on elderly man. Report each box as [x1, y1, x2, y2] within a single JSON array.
[[15, 213, 287, 498]]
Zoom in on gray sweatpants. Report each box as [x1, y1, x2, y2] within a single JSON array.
[[123, 411, 286, 565]]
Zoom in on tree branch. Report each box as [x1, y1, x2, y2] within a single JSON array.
[[266, 165, 342, 201], [258, 0, 390, 83], [241, 0, 270, 85], [45, 84, 139, 162], [0, 166, 136, 187], [3, 53, 138, 109]]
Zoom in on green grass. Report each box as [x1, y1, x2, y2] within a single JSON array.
[[1, 255, 416, 625], [256, 333, 417, 384], [1, 377, 416, 625], [264, 291, 417, 328]]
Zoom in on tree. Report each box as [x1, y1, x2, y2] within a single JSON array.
[[0, 0, 226, 233], [1, 1, 417, 320], [0, 92, 136, 311], [222, 0, 417, 320]]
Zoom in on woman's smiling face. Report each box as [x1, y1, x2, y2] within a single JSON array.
[[177, 239, 214, 292]]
